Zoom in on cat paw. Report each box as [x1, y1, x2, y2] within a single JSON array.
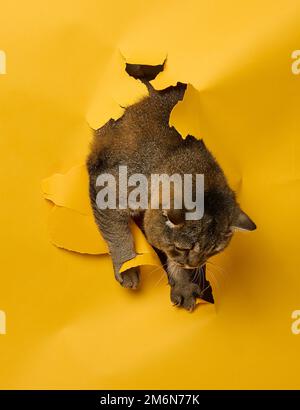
[[116, 267, 140, 289], [170, 282, 201, 312]]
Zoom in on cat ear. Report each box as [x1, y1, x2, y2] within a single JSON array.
[[163, 209, 185, 228], [232, 209, 257, 231]]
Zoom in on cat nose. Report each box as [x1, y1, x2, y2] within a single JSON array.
[[188, 254, 205, 268], [188, 259, 201, 268]]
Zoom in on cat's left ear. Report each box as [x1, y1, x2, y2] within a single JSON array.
[[232, 208, 257, 231]]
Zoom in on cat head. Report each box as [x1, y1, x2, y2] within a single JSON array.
[[143, 188, 256, 269]]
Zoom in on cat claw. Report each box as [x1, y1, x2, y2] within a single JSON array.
[[170, 282, 201, 312], [172, 295, 183, 306]]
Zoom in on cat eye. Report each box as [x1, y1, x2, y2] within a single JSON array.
[[174, 245, 191, 251]]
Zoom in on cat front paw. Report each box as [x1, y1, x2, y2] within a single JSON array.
[[116, 267, 140, 289], [170, 282, 201, 312]]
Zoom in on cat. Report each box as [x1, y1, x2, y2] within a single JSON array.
[[87, 64, 256, 311]]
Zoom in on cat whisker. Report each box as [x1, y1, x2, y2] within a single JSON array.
[[149, 262, 169, 287], [149, 261, 169, 275]]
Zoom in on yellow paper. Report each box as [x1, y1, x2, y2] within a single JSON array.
[[42, 163, 164, 271], [42, 164, 91, 214]]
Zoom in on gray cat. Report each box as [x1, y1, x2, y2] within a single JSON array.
[[87, 64, 256, 311]]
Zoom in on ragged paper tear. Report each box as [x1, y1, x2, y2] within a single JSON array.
[[41, 0, 300, 310], [42, 164, 91, 215], [42, 52, 170, 265]]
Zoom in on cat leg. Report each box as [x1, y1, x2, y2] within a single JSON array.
[[93, 207, 140, 289], [167, 260, 203, 311]]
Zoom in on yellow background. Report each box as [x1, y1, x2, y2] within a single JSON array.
[[0, 0, 299, 389]]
